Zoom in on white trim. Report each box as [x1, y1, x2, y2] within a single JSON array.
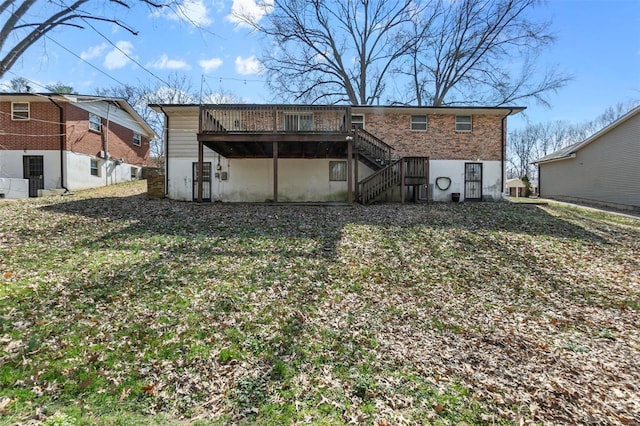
[[11, 102, 30, 120]]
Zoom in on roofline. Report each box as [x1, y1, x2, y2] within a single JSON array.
[[149, 103, 526, 114], [535, 105, 640, 164]]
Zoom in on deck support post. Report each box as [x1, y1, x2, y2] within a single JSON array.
[[273, 140, 278, 202], [347, 136, 353, 203], [400, 158, 405, 204], [354, 153, 359, 203], [197, 140, 203, 203]]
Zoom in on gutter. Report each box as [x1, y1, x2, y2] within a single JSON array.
[[159, 106, 169, 196], [47, 96, 68, 192]]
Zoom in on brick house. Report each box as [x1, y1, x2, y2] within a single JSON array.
[[0, 93, 156, 198], [149, 104, 524, 203]]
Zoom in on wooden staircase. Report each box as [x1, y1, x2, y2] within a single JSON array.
[[354, 128, 429, 204]]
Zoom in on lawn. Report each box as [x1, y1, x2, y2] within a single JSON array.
[[1, 181, 638, 425]]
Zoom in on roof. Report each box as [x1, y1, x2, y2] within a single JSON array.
[[1, 92, 157, 139], [149, 103, 526, 116], [535, 105, 640, 164]]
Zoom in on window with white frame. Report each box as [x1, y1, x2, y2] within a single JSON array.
[[89, 113, 101, 132], [411, 115, 427, 131], [455, 115, 472, 132], [133, 133, 142, 146], [329, 161, 347, 181], [284, 113, 313, 131], [131, 167, 138, 180], [90, 159, 100, 176], [11, 102, 29, 120], [352, 114, 365, 129]]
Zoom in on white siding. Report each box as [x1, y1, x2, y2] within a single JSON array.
[[540, 114, 640, 208], [74, 101, 149, 136]]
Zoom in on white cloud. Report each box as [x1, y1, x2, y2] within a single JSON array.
[[161, 0, 213, 27], [235, 55, 263, 75], [227, 0, 274, 27], [198, 57, 223, 73], [147, 54, 191, 70], [104, 41, 134, 70], [80, 43, 108, 60]]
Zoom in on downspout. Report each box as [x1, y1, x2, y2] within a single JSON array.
[[48, 96, 68, 192], [105, 103, 111, 186], [501, 109, 514, 198], [159, 106, 169, 196]]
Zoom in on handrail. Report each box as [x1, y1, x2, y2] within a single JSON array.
[[354, 127, 394, 164], [358, 158, 401, 204], [358, 156, 429, 204]]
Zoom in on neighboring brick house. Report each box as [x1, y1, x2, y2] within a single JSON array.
[[149, 104, 524, 203], [0, 93, 156, 198]]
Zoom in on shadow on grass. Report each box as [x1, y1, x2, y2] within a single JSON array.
[[21, 193, 625, 420]]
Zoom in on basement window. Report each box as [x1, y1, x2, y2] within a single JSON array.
[[411, 115, 427, 131], [11, 102, 29, 120], [455, 115, 472, 132], [329, 161, 347, 181], [89, 113, 102, 132], [90, 159, 100, 176], [133, 133, 142, 146]]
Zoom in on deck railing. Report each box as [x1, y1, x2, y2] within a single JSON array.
[[200, 105, 351, 133]]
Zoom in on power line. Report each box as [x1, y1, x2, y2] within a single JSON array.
[[59, 0, 172, 88]]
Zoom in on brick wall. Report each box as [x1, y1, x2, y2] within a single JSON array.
[[0, 100, 61, 150], [363, 112, 505, 161], [0, 100, 148, 166], [65, 104, 149, 166]]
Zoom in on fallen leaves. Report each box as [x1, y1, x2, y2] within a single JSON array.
[[0, 181, 639, 424]]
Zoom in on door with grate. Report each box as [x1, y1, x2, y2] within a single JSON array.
[[192, 162, 212, 202], [23, 156, 44, 197], [464, 163, 482, 201]]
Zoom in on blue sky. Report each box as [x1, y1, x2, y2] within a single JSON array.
[[2, 0, 639, 129]]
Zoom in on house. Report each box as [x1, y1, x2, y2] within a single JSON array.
[[506, 178, 526, 197], [0, 93, 156, 198], [535, 106, 640, 210], [149, 104, 524, 203]]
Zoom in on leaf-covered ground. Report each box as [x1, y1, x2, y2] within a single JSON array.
[[1, 181, 639, 425]]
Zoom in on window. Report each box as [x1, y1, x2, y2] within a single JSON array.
[[12, 102, 29, 120], [352, 114, 365, 129], [329, 161, 347, 181], [90, 159, 100, 176], [411, 115, 427, 131], [89, 113, 101, 132], [131, 167, 138, 180], [284, 113, 313, 131], [133, 133, 142, 146], [455, 115, 472, 132]]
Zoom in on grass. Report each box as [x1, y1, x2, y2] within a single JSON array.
[[1, 181, 639, 425]]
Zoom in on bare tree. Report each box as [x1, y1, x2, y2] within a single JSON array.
[[96, 73, 243, 168], [409, 0, 570, 106], [235, 0, 426, 105], [0, 0, 169, 79], [507, 100, 640, 180]]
